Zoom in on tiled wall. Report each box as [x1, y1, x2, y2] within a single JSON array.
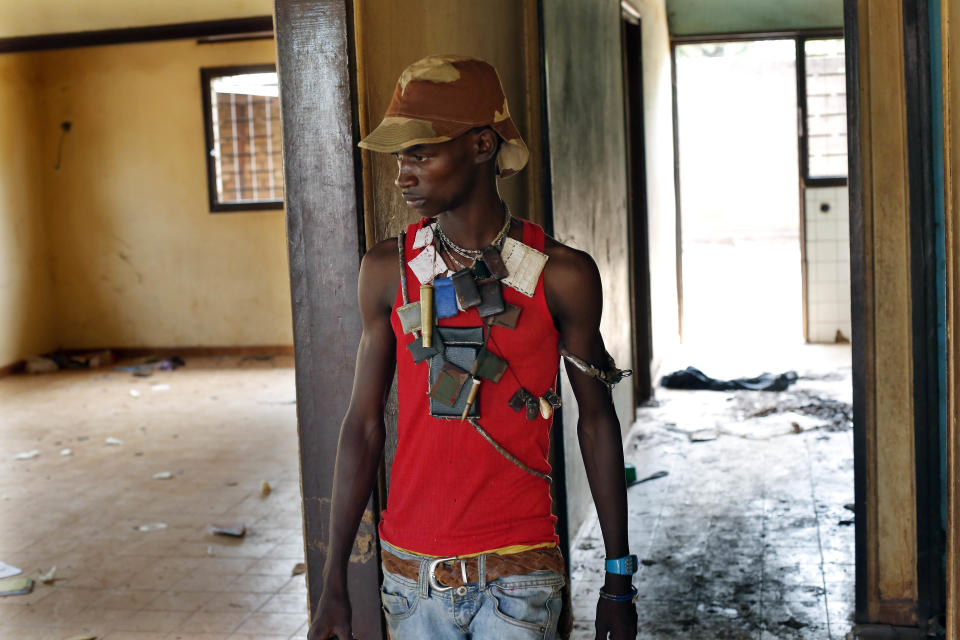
[[805, 186, 852, 343]]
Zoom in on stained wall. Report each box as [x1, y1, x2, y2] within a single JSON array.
[[0, 54, 56, 367]]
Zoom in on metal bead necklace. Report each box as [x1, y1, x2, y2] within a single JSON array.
[[434, 204, 512, 262]]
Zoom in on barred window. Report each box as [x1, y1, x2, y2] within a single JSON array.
[[201, 65, 284, 212], [803, 39, 847, 180]]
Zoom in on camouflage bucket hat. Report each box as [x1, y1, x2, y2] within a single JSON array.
[[358, 55, 529, 178]]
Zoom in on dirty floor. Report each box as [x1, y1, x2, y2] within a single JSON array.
[[570, 344, 855, 640], [0, 355, 308, 640]]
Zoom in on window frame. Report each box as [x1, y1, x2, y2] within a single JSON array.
[[200, 63, 284, 213]]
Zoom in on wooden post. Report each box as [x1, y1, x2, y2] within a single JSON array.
[[273, 1, 384, 637]]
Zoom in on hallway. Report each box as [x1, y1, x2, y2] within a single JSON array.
[[570, 345, 854, 639]]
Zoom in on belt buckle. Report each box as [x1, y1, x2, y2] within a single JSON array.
[[427, 556, 458, 593]]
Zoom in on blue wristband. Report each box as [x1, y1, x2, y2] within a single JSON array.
[[605, 554, 639, 575], [599, 585, 638, 602]]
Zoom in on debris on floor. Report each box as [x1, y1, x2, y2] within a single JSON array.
[[25, 350, 114, 374], [660, 366, 799, 392], [0, 575, 34, 596], [105, 437, 123, 446], [113, 356, 185, 375], [38, 565, 56, 584], [151, 383, 171, 391], [208, 522, 246, 538], [135, 522, 167, 532], [24, 356, 59, 374], [0, 561, 22, 579], [292, 562, 306, 576], [128, 389, 141, 398], [261, 480, 272, 498], [152, 471, 173, 480], [14, 449, 39, 460], [571, 348, 855, 639], [60, 448, 72, 456]]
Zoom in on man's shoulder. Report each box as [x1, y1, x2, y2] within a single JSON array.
[[542, 234, 600, 283]]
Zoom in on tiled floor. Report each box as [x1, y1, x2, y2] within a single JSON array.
[[570, 345, 855, 639], [2, 347, 854, 640], [0, 355, 308, 640]]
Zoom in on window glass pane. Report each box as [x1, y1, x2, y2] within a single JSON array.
[[208, 70, 284, 206], [805, 38, 847, 179]]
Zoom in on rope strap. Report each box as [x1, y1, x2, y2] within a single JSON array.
[[467, 418, 550, 483]]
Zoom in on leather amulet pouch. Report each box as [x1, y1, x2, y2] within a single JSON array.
[[429, 326, 483, 419]]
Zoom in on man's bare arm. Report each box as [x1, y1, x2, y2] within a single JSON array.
[[309, 238, 399, 640], [544, 241, 637, 639]]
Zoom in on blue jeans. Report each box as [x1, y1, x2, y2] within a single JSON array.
[[379, 540, 565, 640]]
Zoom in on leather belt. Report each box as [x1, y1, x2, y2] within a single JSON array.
[[382, 546, 564, 591]]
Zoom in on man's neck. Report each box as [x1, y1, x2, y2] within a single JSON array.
[[435, 188, 508, 250]]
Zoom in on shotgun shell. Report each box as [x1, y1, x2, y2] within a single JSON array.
[[460, 378, 481, 422]]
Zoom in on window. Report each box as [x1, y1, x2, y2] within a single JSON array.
[[802, 38, 848, 182], [201, 65, 284, 212]]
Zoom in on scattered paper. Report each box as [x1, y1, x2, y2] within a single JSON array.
[[60, 448, 72, 456], [260, 481, 272, 498], [152, 471, 173, 480], [151, 383, 171, 391], [0, 561, 22, 580], [129, 389, 141, 398], [38, 566, 56, 584], [0, 576, 33, 597], [208, 523, 246, 538], [135, 522, 167, 532], [14, 450, 39, 460], [105, 437, 123, 446], [292, 562, 306, 576]]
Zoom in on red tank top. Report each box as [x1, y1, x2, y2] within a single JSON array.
[[379, 218, 560, 557]]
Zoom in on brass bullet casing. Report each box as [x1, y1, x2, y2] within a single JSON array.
[[539, 395, 553, 419], [420, 284, 434, 347], [460, 378, 482, 422]]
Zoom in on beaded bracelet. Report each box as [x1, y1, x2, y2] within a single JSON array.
[[598, 585, 639, 603]]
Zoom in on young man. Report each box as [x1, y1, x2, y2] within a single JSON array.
[[308, 55, 638, 640]]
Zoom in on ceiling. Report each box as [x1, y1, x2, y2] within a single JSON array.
[[666, 0, 844, 36], [0, 0, 272, 39]]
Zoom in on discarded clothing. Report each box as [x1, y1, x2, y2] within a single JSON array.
[[660, 367, 798, 392]]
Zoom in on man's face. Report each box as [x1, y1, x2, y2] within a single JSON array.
[[392, 131, 489, 215]]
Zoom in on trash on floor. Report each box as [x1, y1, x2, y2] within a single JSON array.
[[129, 389, 141, 398], [689, 429, 719, 442], [292, 562, 306, 576], [38, 566, 56, 584], [135, 522, 167, 532], [0, 576, 34, 596], [151, 383, 171, 391], [660, 366, 798, 392], [60, 448, 72, 456], [26, 350, 114, 373], [152, 471, 173, 480], [105, 437, 123, 446], [260, 481, 272, 498], [114, 356, 185, 375], [0, 561, 22, 580], [24, 356, 59, 374], [208, 523, 246, 538], [14, 449, 40, 460], [635, 470, 669, 485]]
